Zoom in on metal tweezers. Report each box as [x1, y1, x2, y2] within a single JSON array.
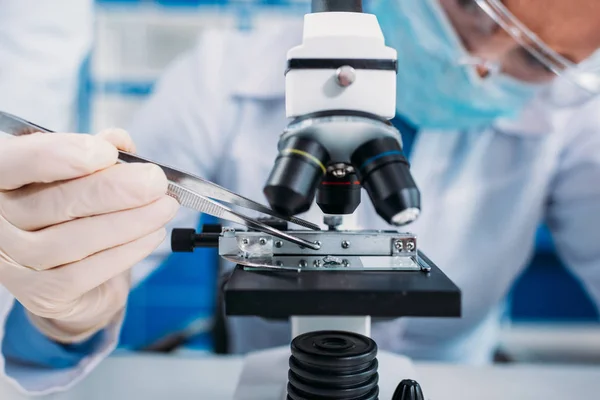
[[0, 111, 321, 250]]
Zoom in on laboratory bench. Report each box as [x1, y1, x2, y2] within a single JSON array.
[[1, 351, 599, 400]]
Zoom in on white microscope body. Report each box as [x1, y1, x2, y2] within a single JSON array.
[[233, 7, 423, 400]]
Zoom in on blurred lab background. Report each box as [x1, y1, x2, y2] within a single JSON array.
[[79, 0, 599, 365]]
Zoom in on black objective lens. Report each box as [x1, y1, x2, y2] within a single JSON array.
[[316, 170, 361, 215], [264, 137, 330, 216], [351, 137, 420, 226]]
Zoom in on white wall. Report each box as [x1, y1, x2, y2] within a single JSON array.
[[83, 1, 308, 132]]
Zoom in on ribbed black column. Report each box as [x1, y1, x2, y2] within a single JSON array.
[[311, 0, 363, 12], [287, 331, 379, 400]]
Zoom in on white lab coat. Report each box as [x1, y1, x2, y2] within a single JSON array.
[[4, 21, 600, 394]]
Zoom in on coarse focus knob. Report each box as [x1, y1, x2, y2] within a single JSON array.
[[392, 379, 425, 400]]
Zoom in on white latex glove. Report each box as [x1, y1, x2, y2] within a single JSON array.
[[0, 129, 179, 343]]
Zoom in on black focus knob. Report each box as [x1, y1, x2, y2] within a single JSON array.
[[392, 379, 425, 400], [171, 228, 196, 252]]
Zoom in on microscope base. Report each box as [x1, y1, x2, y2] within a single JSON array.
[[232, 346, 421, 400]]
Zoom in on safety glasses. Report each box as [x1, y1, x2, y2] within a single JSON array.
[[470, 0, 600, 95]]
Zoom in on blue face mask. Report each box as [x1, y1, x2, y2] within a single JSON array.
[[368, 0, 542, 131]]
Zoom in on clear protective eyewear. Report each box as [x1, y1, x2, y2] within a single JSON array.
[[452, 0, 600, 97]]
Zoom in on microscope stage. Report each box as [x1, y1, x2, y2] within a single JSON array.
[[224, 252, 461, 318]]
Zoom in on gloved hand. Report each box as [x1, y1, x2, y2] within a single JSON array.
[[0, 129, 179, 344]]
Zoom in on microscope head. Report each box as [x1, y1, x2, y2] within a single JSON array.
[[263, 1, 421, 227]]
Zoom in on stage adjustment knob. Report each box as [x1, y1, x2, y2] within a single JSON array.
[[171, 228, 196, 252]]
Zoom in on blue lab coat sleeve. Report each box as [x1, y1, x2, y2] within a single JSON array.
[[2, 302, 102, 369]]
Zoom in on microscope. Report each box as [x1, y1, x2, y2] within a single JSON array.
[[172, 1, 461, 398]]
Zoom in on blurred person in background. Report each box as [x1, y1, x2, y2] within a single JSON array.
[[0, 0, 94, 130], [1, 0, 600, 395], [127, 0, 600, 364]]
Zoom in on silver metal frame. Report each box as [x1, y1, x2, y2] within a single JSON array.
[[219, 229, 428, 272]]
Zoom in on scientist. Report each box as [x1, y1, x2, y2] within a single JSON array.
[[2, 0, 600, 395]]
